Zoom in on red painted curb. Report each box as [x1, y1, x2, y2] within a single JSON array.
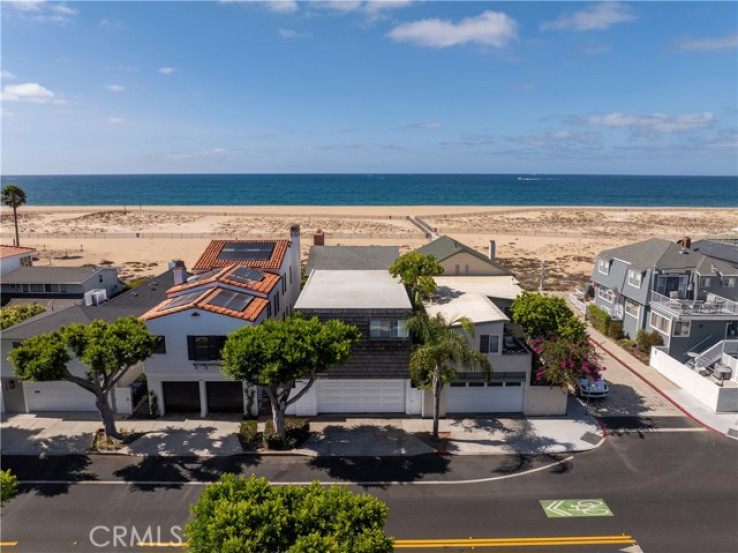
[[591, 338, 725, 436]]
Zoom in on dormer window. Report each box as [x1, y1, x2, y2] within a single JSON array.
[[627, 270, 643, 288], [597, 259, 610, 275]]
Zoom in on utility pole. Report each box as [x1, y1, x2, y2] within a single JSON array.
[[539, 259, 547, 291]]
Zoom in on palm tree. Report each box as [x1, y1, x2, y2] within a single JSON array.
[[407, 312, 491, 441], [2, 184, 27, 247]]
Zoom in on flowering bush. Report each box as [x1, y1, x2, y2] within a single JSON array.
[[531, 337, 605, 389]]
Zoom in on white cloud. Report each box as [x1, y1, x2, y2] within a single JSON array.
[[540, 2, 635, 32], [158, 67, 176, 75], [107, 116, 125, 124], [105, 84, 125, 92], [279, 28, 312, 39], [2, 82, 56, 103], [404, 121, 443, 130], [8, 1, 43, 12], [9, 0, 78, 24], [387, 10, 519, 49], [511, 130, 603, 149], [677, 34, 738, 52], [51, 3, 77, 16], [265, 0, 299, 13], [1, 70, 16, 80], [582, 111, 715, 133]]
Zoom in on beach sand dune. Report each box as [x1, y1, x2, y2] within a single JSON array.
[[3, 206, 735, 291]]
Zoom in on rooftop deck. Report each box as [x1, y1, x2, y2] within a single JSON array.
[[651, 292, 738, 318]]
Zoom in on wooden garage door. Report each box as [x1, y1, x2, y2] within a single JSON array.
[[317, 380, 406, 413], [446, 383, 524, 413], [163, 381, 200, 413], [206, 381, 244, 413], [25, 381, 97, 412]]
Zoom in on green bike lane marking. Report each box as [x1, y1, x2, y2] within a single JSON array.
[[540, 498, 614, 518]]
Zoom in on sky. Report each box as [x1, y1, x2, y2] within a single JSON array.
[[1, 0, 737, 175]]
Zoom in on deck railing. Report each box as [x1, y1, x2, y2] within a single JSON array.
[[651, 292, 738, 317]]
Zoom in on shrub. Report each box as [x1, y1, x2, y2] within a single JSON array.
[[264, 417, 310, 450], [587, 304, 611, 335], [620, 338, 637, 349], [636, 329, 663, 354], [0, 304, 46, 330], [511, 291, 588, 345], [238, 420, 259, 450], [1, 469, 19, 504], [607, 321, 624, 340]]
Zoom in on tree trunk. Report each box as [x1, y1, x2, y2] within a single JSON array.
[[432, 364, 441, 441], [13, 205, 19, 247], [96, 394, 123, 440], [267, 386, 287, 445]]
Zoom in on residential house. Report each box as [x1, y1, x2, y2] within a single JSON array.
[[415, 236, 512, 277], [424, 276, 568, 416], [0, 245, 35, 276], [287, 270, 414, 415], [306, 245, 399, 273], [140, 263, 285, 416], [591, 237, 738, 361], [1, 268, 175, 414], [690, 239, 738, 266], [1, 265, 123, 307]]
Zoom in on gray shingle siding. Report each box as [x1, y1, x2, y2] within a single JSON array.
[[300, 308, 412, 379]]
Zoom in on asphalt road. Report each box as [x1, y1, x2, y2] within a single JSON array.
[[2, 417, 737, 553]]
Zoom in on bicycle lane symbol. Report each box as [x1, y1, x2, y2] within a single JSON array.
[[540, 499, 615, 518]]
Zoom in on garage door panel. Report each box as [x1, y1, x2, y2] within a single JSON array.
[[163, 381, 200, 413], [25, 381, 97, 412], [447, 384, 523, 413], [317, 380, 405, 413], [206, 382, 243, 413]]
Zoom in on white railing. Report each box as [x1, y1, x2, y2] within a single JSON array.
[[568, 292, 587, 314], [694, 340, 738, 368], [651, 292, 738, 317]]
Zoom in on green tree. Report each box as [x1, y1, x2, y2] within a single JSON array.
[[221, 314, 360, 444], [8, 316, 156, 439], [408, 312, 491, 441], [2, 184, 27, 247], [389, 252, 444, 306], [531, 337, 604, 389], [1, 304, 46, 330], [186, 475, 394, 553], [1, 469, 18, 505], [510, 291, 588, 345]]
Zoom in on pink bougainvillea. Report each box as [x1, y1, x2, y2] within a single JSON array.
[[530, 336, 605, 389]]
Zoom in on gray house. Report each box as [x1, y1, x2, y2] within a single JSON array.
[[1, 266, 123, 307], [287, 269, 415, 415], [306, 245, 399, 273], [591, 238, 738, 361]]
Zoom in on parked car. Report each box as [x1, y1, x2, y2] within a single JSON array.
[[577, 377, 609, 399]]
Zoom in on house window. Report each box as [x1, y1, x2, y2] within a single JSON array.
[[725, 277, 736, 288], [152, 336, 167, 354], [369, 320, 409, 338], [650, 312, 671, 336], [465, 264, 470, 275], [454, 264, 460, 275], [21, 256, 32, 267], [702, 277, 713, 288], [597, 286, 615, 303], [627, 270, 642, 288], [282, 277, 287, 294], [267, 302, 272, 318], [289, 266, 293, 284], [274, 291, 280, 314], [673, 321, 691, 337], [624, 299, 640, 318], [99, 274, 104, 283], [597, 259, 610, 275], [187, 335, 227, 361], [479, 334, 500, 354]]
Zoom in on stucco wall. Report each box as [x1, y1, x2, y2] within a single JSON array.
[[441, 252, 508, 277], [524, 385, 568, 416]]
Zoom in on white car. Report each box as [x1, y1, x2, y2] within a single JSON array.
[[577, 377, 609, 399]]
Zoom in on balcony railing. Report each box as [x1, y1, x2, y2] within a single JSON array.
[[651, 292, 738, 317]]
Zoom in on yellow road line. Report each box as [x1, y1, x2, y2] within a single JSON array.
[[0, 543, 19, 547], [137, 535, 635, 548]]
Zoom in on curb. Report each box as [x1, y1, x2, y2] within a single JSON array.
[[592, 338, 727, 437]]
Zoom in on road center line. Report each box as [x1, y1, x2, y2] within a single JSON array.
[[19, 455, 573, 487]]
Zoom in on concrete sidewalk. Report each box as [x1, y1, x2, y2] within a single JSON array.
[[1, 398, 604, 457]]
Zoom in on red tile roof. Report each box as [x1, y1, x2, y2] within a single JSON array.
[[1, 245, 36, 259], [192, 240, 290, 271], [140, 286, 267, 322], [166, 264, 280, 296]]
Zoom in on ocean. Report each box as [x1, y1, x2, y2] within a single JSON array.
[[1, 174, 736, 207]]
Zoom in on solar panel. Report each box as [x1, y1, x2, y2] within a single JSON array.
[[186, 268, 221, 284], [217, 242, 275, 261], [208, 290, 254, 312], [158, 290, 203, 312], [228, 267, 266, 284]]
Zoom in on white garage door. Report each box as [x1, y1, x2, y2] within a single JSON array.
[[446, 383, 524, 413], [317, 380, 406, 413], [25, 381, 97, 412]]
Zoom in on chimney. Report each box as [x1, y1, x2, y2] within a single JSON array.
[[314, 229, 325, 246], [488, 240, 496, 261], [290, 223, 301, 240], [172, 260, 187, 285], [682, 236, 691, 249]]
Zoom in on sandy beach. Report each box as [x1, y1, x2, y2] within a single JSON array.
[[2, 205, 736, 291]]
